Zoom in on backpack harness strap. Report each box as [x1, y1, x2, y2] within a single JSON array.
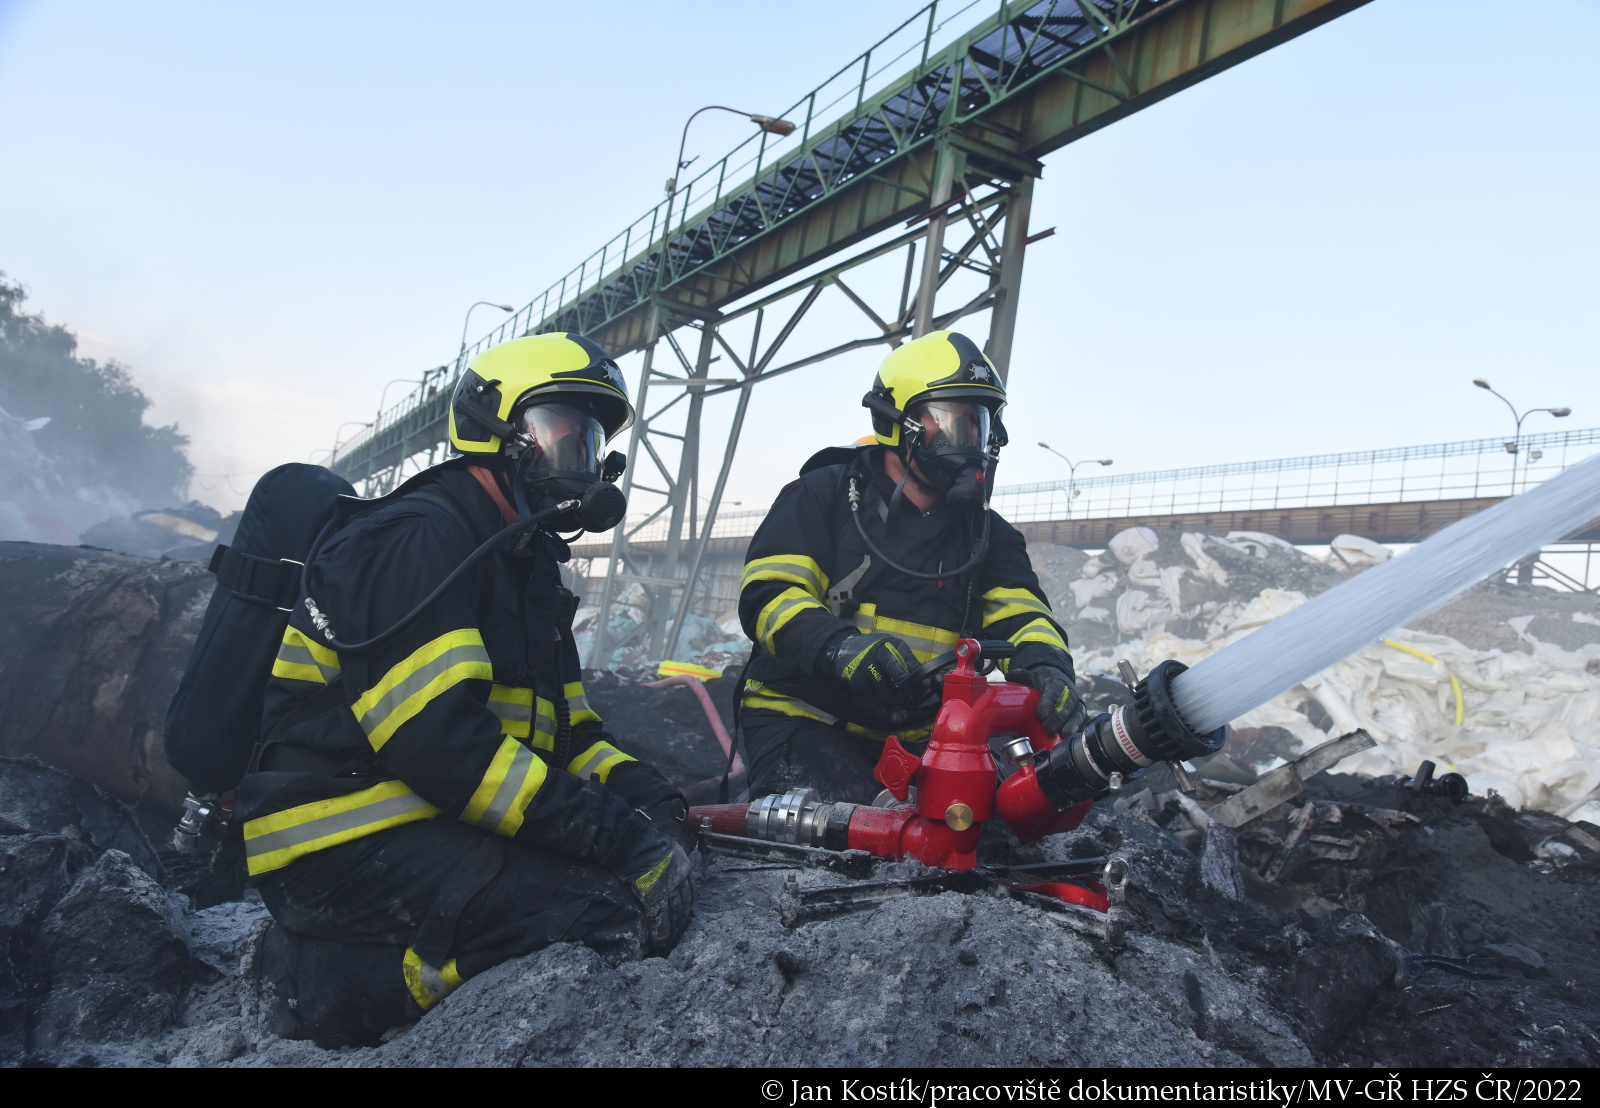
[[208, 545, 305, 612]]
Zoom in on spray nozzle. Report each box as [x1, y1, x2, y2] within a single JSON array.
[[1030, 659, 1228, 811]]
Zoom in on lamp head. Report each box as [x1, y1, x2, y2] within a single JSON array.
[[750, 115, 797, 136], [1552, 407, 1572, 417], [1473, 378, 1491, 389]]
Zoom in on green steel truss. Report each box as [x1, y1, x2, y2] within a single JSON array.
[[333, 0, 1368, 487]]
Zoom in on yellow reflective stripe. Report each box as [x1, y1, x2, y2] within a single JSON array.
[[271, 626, 342, 685], [531, 697, 556, 751], [1010, 616, 1068, 651], [656, 660, 721, 681], [402, 947, 464, 1011], [741, 554, 829, 598], [461, 736, 548, 836], [487, 684, 534, 738], [982, 586, 1053, 627], [848, 603, 959, 664], [755, 587, 827, 653], [568, 740, 629, 781], [633, 852, 673, 897], [351, 630, 493, 751], [740, 682, 928, 743], [563, 680, 602, 726], [243, 780, 438, 876], [567, 740, 634, 783]]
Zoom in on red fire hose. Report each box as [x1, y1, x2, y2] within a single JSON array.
[[643, 675, 743, 799]]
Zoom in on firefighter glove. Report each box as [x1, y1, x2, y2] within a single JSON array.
[[822, 631, 915, 706], [629, 839, 695, 955], [609, 817, 695, 954], [1014, 665, 1088, 737], [606, 761, 694, 852]]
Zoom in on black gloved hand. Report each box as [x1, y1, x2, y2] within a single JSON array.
[[605, 760, 694, 853], [1013, 665, 1088, 736], [821, 631, 915, 706], [609, 819, 695, 955]]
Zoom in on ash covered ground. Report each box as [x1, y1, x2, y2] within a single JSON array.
[[3, 537, 1600, 1067], [3, 741, 1599, 1068]]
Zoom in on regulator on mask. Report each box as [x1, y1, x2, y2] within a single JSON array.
[[508, 400, 628, 532]]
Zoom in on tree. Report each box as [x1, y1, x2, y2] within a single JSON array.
[[0, 273, 191, 506]]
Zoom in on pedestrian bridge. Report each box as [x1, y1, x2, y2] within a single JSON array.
[[568, 426, 1600, 619]]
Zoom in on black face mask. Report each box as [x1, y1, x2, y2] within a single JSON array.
[[511, 402, 627, 532], [904, 399, 993, 512]]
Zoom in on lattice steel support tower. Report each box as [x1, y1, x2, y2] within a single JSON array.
[[595, 144, 1044, 664]]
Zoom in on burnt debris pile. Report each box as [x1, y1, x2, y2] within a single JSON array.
[[4, 725, 1599, 1067], [2, 538, 1599, 1066]]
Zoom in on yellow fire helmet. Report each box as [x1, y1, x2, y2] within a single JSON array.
[[449, 332, 633, 455], [864, 331, 1006, 447]]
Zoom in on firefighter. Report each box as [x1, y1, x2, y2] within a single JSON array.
[[737, 331, 1085, 803], [237, 333, 694, 1047]]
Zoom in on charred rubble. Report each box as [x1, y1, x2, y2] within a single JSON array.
[[2, 706, 1599, 1067], [2, 539, 1599, 1066]]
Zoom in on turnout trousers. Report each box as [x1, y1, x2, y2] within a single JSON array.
[[256, 817, 646, 1047], [742, 708, 925, 805]]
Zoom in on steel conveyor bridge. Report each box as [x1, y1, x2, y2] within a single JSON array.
[[331, 0, 1372, 662]]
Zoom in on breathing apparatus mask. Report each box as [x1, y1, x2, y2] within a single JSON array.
[[901, 399, 999, 511], [507, 399, 628, 533]]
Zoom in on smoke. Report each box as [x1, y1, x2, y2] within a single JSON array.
[[0, 272, 194, 545]]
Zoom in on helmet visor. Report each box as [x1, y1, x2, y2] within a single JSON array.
[[517, 401, 605, 475], [908, 399, 990, 452]]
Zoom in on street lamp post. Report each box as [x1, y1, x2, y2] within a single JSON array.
[[458, 301, 515, 371], [1039, 443, 1112, 519], [1472, 379, 1571, 493], [665, 106, 798, 197], [375, 376, 422, 421], [327, 420, 374, 468]]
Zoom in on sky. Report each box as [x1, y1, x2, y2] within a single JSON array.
[[0, 0, 1596, 514]]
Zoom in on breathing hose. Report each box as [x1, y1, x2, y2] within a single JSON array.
[[300, 499, 578, 655], [847, 476, 990, 582]]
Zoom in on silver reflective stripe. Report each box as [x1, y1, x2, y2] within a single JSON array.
[[852, 613, 956, 662], [355, 641, 492, 737], [760, 591, 823, 649], [414, 959, 455, 1003], [489, 698, 533, 727], [276, 641, 341, 682], [568, 743, 625, 781], [743, 558, 827, 596], [477, 744, 541, 831], [566, 692, 592, 715], [243, 789, 436, 859], [984, 595, 1051, 622]]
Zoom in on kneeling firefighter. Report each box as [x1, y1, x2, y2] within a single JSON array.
[[238, 333, 694, 1046], [738, 331, 1086, 803]]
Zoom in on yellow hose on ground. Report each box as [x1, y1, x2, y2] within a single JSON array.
[[1382, 639, 1465, 727]]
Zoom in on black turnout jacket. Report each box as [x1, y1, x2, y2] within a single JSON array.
[[237, 458, 671, 880], [738, 446, 1072, 741]]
